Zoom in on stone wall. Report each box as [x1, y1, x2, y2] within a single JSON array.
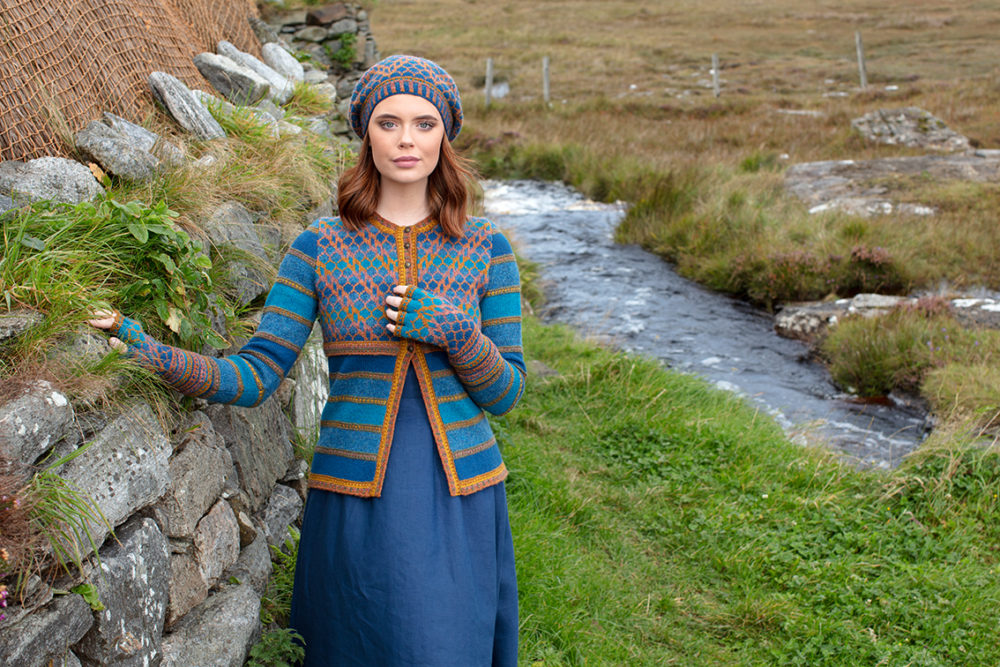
[[0, 4, 370, 665]]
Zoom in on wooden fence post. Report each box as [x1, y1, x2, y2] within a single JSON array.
[[855, 31, 868, 89], [712, 53, 720, 98], [542, 56, 551, 105], [485, 58, 494, 108]]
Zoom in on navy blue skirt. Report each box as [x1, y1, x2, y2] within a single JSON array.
[[289, 367, 518, 666]]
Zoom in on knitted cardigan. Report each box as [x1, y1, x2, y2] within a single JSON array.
[[111, 215, 525, 497]]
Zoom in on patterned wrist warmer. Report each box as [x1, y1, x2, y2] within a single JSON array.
[[110, 312, 146, 347], [393, 286, 478, 358]]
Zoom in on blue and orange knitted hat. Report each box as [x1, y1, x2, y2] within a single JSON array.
[[349, 55, 463, 142]]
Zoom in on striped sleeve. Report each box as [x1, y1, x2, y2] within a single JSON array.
[[112, 226, 320, 407], [449, 227, 526, 415]]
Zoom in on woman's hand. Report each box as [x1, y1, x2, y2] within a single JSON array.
[[384, 286, 406, 335], [87, 310, 128, 353], [384, 285, 476, 354]]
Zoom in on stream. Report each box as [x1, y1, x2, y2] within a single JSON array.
[[484, 180, 930, 468]]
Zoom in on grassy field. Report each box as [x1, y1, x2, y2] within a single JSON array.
[[372, 0, 1000, 427], [502, 317, 1000, 665]]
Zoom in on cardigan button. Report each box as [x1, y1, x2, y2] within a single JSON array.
[[404, 261, 410, 268], [404, 242, 410, 249], [407, 343, 414, 352]]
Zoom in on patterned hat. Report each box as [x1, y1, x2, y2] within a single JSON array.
[[349, 55, 463, 141]]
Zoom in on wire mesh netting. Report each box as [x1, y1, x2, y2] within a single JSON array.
[[0, 0, 260, 162]]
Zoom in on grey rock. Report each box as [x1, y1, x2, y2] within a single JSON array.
[[336, 75, 358, 100], [330, 117, 350, 136], [205, 397, 294, 512], [222, 535, 272, 595], [51, 652, 82, 667], [193, 499, 240, 586], [294, 25, 329, 42], [75, 121, 158, 181], [278, 9, 309, 26], [193, 53, 271, 106], [202, 201, 272, 307], [148, 72, 226, 141], [775, 293, 915, 342], [193, 154, 217, 169], [282, 458, 308, 484], [950, 296, 1000, 330], [256, 98, 285, 121], [775, 300, 850, 343], [304, 68, 329, 85], [1, 192, 17, 213], [166, 551, 207, 627], [312, 81, 338, 105], [363, 35, 378, 69], [217, 41, 293, 105], [160, 585, 261, 667], [262, 484, 303, 546], [306, 117, 331, 138], [248, 16, 281, 46], [262, 42, 305, 82], [290, 324, 326, 441], [234, 509, 259, 548], [0, 157, 103, 205], [75, 517, 169, 667], [307, 4, 349, 25], [57, 403, 171, 550], [189, 88, 236, 117], [277, 120, 303, 136], [850, 293, 908, 311], [160, 415, 232, 539], [326, 18, 358, 37], [0, 309, 43, 343], [0, 380, 74, 468], [852, 107, 971, 152], [49, 330, 113, 369], [0, 594, 93, 667], [101, 113, 184, 168], [785, 154, 1000, 217]]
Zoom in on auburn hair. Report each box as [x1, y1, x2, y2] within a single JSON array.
[[337, 134, 479, 238]]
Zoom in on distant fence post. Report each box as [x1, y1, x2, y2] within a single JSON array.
[[711, 53, 720, 98], [855, 31, 868, 89], [542, 56, 551, 105], [485, 58, 494, 108]]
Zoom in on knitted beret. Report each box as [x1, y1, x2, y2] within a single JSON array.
[[349, 55, 463, 142]]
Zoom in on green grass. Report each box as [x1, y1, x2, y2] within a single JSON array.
[[498, 317, 1000, 665], [821, 305, 1000, 429]]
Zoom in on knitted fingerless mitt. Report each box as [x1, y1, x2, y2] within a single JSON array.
[[393, 286, 503, 385]]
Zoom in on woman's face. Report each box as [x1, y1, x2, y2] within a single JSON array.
[[367, 94, 445, 188]]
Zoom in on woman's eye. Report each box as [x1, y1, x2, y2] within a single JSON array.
[[379, 120, 397, 129], [418, 121, 435, 130]]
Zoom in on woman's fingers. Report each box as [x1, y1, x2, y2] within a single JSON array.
[[87, 310, 116, 329], [391, 285, 409, 296], [385, 307, 399, 322], [385, 295, 403, 309], [108, 337, 128, 353]]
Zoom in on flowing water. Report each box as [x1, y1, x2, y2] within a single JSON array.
[[484, 180, 930, 468]]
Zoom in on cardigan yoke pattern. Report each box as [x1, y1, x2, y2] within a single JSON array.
[[111, 215, 525, 497]]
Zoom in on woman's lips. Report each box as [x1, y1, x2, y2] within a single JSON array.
[[393, 156, 420, 168]]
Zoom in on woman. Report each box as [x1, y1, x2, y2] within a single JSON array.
[[91, 55, 524, 665]]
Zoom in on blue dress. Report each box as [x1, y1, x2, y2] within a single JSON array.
[[289, 366, 519, 666]]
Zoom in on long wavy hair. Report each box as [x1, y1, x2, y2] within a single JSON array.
[[337, 134, 479, 237]]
